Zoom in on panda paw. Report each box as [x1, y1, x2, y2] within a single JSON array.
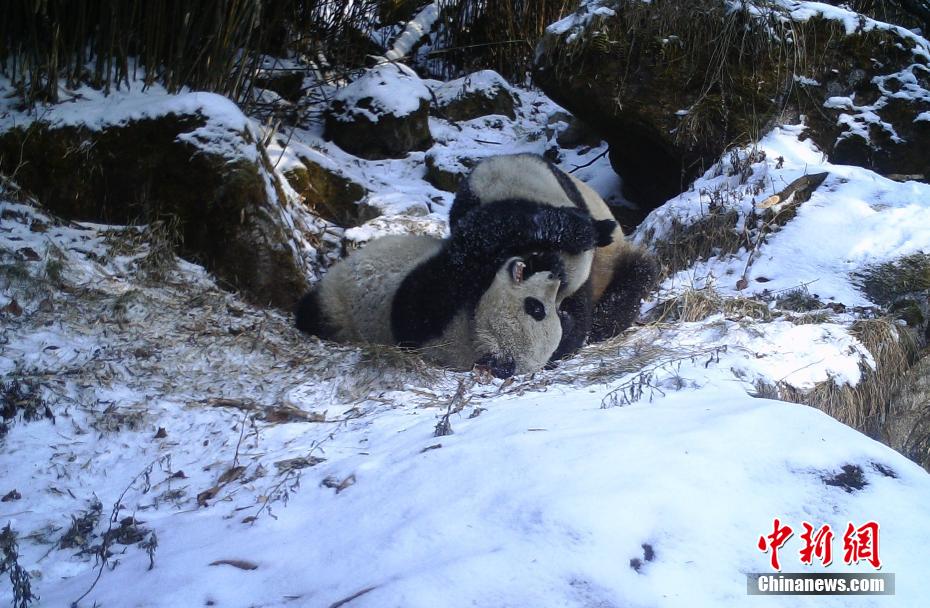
[[532, 207, 599, 254], [474, 353, 516, 379], [594, 219, 617, 247]]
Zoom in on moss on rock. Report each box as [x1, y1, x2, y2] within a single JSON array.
[[534, 1, 930, 207], [325, 98, 433, 159], [0, 114, 309, 310], [283, 157, 378, 228]]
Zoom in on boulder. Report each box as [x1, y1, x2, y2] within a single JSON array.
[[431, 70, 517, 121], [534, 0, 930, 209], [0, 95, 320, 310], [325, 64, 433, 159], [423, 149, 488, 192], [283, 156, 380, 227], [253, 69, 305, 103], [545, 112, 604, 149]]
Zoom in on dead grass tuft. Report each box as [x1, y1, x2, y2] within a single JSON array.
[[357, 342, 439, 381], [135, 217, 183, 283], [645, 209, 744, 278], [655, 287, 773, 323], [788, 310, 834, 325], [882, 352, 930, 472], [775, 286, 822, 312], [756, 318, 917, 433], [856, 252, 930, 305]]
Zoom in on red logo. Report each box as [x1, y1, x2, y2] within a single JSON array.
[[757, 519, 881, 570], [843, 521, 881, 569], [757, 518, 794, 571], [799, 522, 834, 566]]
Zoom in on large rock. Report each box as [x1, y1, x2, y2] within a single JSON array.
[[325, 64, 433, 159], [534, 1, 930, 209], [283, 156, 380, 227], [423, 148, 490, 192], [430, 70, 517, 121], [0, 95, 319, 310], [253, 69, 305, 103]]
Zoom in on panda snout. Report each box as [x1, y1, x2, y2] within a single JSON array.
[[475, 353, 516, 379]]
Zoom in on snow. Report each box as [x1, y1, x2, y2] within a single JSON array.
[[770, 0, 930, 57], [0, 81, 258, 165], [383, 3, 440, 62], [547, 1, 617, 39], [262, 76, 617, 245], [431, 69, 515, 108], [330, 63, 431, 121], [6, 172, 930, 605], [639, 123, 930, 307], [4, 238, 930, 608], [0, 81, 247, 132], [4, 26, 930, 608]]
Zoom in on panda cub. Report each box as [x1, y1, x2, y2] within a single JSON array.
[[451, 153, 658, 360], [296, 202, 603, 378]]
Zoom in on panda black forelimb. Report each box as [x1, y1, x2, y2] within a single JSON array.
[[295, 289, 339, 340], [589, 249, 660, 343], [550, 279, 594, 361], [448, 199, 599, 268], [594, 219, 617, 247]]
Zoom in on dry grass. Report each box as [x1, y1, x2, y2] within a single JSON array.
[[654, 287, 773, 323], [429, 0, 574, 82], [757, 318, 917, 434], [0, 0, 384, 108], [135, 217, 183, 283], [856, 253, 930, 303], [787, 310, 834, 325], [644, 209, 745, 278], [883, 352, 930, 471], [1, 524, 38, 608]]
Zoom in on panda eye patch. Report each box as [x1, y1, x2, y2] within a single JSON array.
[[524, 297, 546, 321]]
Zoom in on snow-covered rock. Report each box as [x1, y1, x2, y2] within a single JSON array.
[[281, 153, 377, 228], [430, 69, 517, 121], [534, 0, 930, 209], [325, 64, 433, 159], [0, 91, 326, 310]]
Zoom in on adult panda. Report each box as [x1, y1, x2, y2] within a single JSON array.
[[450, 153, 658, 361], [296, 202, 602, 378]]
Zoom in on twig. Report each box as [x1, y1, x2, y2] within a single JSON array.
[[569, 147, 610, 173], [71, 456, 167, 607], [232, 410, 249, 468], [328, 586, 378, 608]]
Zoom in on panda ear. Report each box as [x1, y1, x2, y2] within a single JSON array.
[[508, 258, 527, 284], [594, 219, 617, 247]]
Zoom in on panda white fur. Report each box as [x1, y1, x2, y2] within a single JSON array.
[[451, 153, 658, 360], [296, 201, 603, 377]]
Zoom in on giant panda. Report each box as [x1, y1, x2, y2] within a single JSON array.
[[296, 201, 603, 378], [450, 153, 658, 360]]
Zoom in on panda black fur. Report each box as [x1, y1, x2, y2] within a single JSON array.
[[296, 201, 603, 378], [451, 153, 659, 360]]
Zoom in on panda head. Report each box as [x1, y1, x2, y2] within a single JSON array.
[[472, 253, 564, 378]]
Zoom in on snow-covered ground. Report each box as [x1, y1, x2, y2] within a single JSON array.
[[3, 53, 930, 608], [641, 124, 930, 308]]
